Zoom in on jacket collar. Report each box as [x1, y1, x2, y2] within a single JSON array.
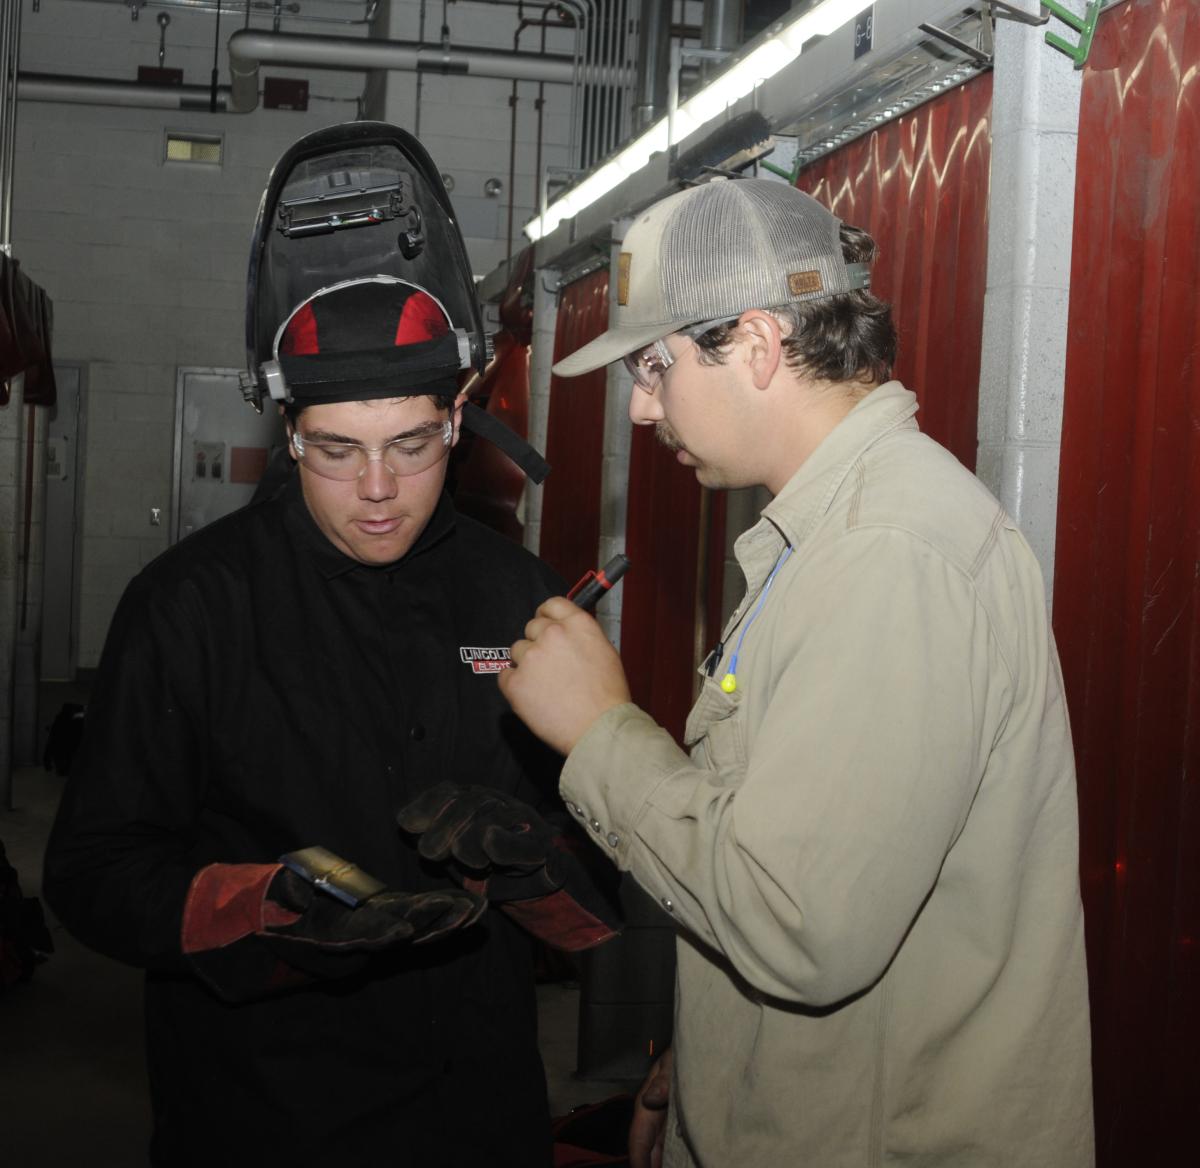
[[281, 473, 456, 579]]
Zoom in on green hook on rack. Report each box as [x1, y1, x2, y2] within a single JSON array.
[[760, 157, 802, 185], [1040, 0, 1102, 69]]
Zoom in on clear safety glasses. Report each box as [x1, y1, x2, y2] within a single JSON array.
[[622, 338, 676, 390], [291, 420, 453, 481], [621, 315, 742, 390]]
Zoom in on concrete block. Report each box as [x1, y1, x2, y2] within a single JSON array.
[[89, 362, 147, 396], [0, 439, 17, 488], [992, 15, 1084, 136], [78, 590, 123, 666], [112, 500, 170, 545], [139, 536, 169, 568], [452, 194, 504, 243], [979, 284, 1069, 446], [977, 441, 1061, 596], [109, 391, 174, 429], [987, 129, 1079, 293], [176, 332, 243, 370], [977, 288, 1014, 447], [0, 528, 15, 581], [88, 558, 142, 597], [83, 533, 135, 569], [0, 475, 16, 520], [176, 279, 244, 315]]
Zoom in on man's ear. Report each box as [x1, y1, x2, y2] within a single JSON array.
[[451, 391, 469, 447], [280, 407, 298, 463], [738, 310, 784, 390]]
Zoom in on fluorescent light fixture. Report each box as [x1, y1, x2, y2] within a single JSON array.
[[524, 0, 873, 242]]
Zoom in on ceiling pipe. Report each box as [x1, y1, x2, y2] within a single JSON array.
[[18, 72, 232, 110], [2, 0, 20, 250], [699, 0, 743, 85], [701, 0, 743, 52], [632, 0, 672, 132], [228, 28, 621, 113]]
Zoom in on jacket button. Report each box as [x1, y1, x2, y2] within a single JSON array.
[[409, 724, 426, 741], [606, 832, 620, 848], [589, 818, 602, 833], [661, 897, 674, 912]]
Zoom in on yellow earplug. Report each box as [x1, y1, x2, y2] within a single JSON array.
[[720, 673, 738, 694]]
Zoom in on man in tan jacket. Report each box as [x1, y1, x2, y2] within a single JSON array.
[[500, 177, 1094, 1167]]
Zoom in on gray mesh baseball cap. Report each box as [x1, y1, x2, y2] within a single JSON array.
[[552, 177, 871, 377]]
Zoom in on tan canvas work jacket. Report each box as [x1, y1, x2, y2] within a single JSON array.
[[563, 382, 1094, 1167]]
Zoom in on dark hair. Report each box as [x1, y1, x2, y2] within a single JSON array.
[[282, 392, 458, 427], [693, 225, 896, 386]]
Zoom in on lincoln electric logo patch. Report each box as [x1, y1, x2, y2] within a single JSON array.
[[459, 646, 512, 673]]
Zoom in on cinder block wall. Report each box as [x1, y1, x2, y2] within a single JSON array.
[[12, 0, 569, 668]]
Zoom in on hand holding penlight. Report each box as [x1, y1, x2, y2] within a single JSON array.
[[567, 554, 631, 612]]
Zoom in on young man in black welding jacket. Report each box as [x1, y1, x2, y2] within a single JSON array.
[[43, 122, 619, 1168]]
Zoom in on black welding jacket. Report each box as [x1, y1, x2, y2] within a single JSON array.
[[43, 477, 598, 1167]]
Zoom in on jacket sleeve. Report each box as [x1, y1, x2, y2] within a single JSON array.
[[43, 574, 212, 971], [560, 527, 1010, 1006]]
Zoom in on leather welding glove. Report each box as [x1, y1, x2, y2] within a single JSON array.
[[262, 866, 485, 952], [397, 782, 564, 902], [182, 860, 485, 1002]]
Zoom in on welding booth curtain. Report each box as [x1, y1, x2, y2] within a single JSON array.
[[1053, 1, 1200, 1163], [796, 72, 993, 469], [0, 254, 56, 408], [541, 268, 727, 742], [541, 269, 609, 589]]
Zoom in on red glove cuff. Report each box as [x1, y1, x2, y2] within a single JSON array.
[[181, 862, 295, 954], [500, 888, 617, 952]]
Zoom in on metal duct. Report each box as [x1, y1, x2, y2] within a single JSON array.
[[228, 28, 621, 113], [701, 0, 743, 53], [632, 0, 672, 132], [19, 72, 232, 110], [1, 0, 22, 248]]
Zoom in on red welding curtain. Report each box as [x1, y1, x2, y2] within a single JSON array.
[[1054, 1, 1200, 1162], [543, 269, 727, 741], [540, 269, 609, 586], [621, 433, 727, 744], [796, 72, 993, 470]]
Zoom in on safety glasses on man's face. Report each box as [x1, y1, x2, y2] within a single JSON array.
[[291, 420, 453, 481], [621, 315, 742, 390], [622, 339, 675, 390]]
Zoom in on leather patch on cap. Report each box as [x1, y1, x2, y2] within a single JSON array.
[[788, 270, 824, 296], [617, 253, 631, 306]]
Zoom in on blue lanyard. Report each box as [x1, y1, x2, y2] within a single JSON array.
[[711, 544, 793, 694]]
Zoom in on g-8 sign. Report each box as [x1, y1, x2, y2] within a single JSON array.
[[854, 6, 874, 60]]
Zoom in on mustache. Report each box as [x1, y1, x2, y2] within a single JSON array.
[[655, 422, 682, 451]]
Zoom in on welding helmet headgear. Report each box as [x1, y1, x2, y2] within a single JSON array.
[[244, 121, 548, 480], [264, 276, 464, 406]]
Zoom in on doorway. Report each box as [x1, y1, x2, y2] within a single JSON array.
[[171, 367, 285, 543]]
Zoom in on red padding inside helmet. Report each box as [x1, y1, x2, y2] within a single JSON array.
[[395, 290, 451, 345], [280, 302, 320, 355]]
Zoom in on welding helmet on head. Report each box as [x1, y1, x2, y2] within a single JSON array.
[[244, 120, 548, 481]]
